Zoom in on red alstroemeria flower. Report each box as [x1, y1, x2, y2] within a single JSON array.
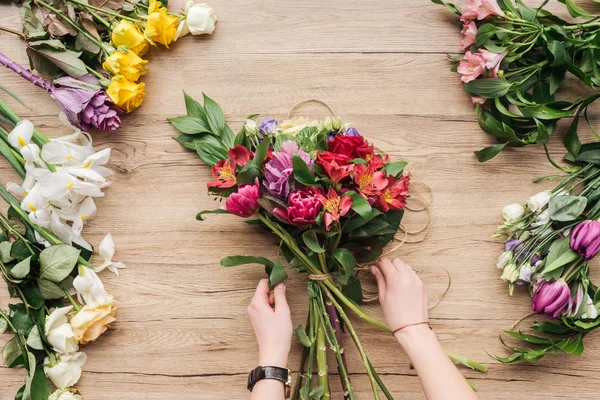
[[376, 174, 410, 212], [228, 145, 253, 167], [316, 188, 353, 230], [207, 158, 236, 189], [354, 164, 387, 196], [366, 153, 385, 170], [328, 135, 372, 159], [317, 151, 354, 185]]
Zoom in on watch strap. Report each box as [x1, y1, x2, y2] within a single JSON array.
[[247, 366, 291, 395]]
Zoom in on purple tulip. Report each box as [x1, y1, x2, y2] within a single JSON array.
[[532, 279, 571, 318], [264, 141, 313, 199], [570, 220, 600, 260], [258, 118, 277, 136]]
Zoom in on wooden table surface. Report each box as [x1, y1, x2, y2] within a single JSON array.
[[2, 0, 600, 398]]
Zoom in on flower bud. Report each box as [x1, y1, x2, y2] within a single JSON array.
[[532, 279, 570, 318], [527, 191, 550, 212], [501, 262, 519, 283], [496, 251, 511, 269], [570, 220, 600, 260], [502, 203, 525, 223], [244, 119, 258, 136]]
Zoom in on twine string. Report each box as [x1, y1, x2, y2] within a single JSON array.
[[288, 99, 335, 119]]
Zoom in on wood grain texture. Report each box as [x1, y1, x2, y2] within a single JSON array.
[[2, 0, 600, 398]]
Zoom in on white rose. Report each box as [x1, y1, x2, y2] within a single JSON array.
[[45, 306, 79, 354], [531, 209, 549, 227], [73, 265, 109, 306], [174, 1, 217, 40], [496, 251, 512, 269], [49, 389, 83, 400], [502, 203, 525, 223], [527, 191, 551, 212], [44, 352, 87, 389]]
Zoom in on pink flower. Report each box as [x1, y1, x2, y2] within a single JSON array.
[[316, 188, 353, 230], [461, 0, 504, 22], [460, 22, 477, 50], [273, 187, 323, 228], [480, 49, 507, 78], [457, 51, 485, 83], [532, 279, 571, 319], [221, 178, 261, 217], [471, 96, 486, 104]]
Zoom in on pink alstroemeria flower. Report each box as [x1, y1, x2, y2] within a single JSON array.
[[460, 21, 478, 50], [472, 96, 486, 105], [461, 0, 504, 22], [457, 51, 485, 83], [480, 49, 507, 78]]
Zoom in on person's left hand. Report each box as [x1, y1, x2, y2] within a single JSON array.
[[248, 279, 293, 367]]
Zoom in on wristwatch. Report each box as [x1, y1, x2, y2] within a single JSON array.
[[247, 366, 292, 397]]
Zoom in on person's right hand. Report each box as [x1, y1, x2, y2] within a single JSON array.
[[371, 258, 429, 333], [247, 279, 293, 368]]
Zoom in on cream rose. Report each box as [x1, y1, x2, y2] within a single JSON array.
[[70, 300, 116, 344], [280, 117, 313, 135], [49, 389, 83, 400], [174, 1, 217, 40], [44, 352, 87, 389], [45, 306, 79, 354]]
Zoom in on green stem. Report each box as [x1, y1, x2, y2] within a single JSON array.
[[0, 25, 27, 39], [64, 290, 82, 311], [0, 99, 52, 147], [315, 301, 330, 399], [36, 0, 110, 56], [292, 315, 311, 400], [302, 302, 317, 398], [445, 351, 488, 373], [86, 65, 106, 80], [86, 8, 112, 29], [68, 0, 142, 23], [124, 0, 184, 17]]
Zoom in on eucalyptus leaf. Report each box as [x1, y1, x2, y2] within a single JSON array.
[[39, 245, 80, 283]]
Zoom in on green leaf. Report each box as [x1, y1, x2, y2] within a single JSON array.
[[292, 153, 316, 186], [26, 46, 87, 78], [26, 327, 43, 351], [10, 239, 33, 260], [24, 366, 50, 400], [11, 257, 31, 279], [172, 134, 195, 150], [196, 208, 229, 221], [253, 138, 271, 169], [39, 245, 80, 283], [37, 279, 66, 300], [519, 104, 575, 120], [309, 385, 325, 400], [341, 275, 363, 304], [0, 241, 14, 263], [382, 161, 407, 178], [168, 116, 210, 134], [20, 283, 44, 310], [550, 68, 566, 95], [547, 41, 567, 67], [9, 304, 33, 335], [302, 230, 325, 253], [543, 249, 580, 274], [532, 321, 573, 335], [575, 149, 600, 165], [548, 195, 587, 222], [555, 335, 584, 355], [221, 256, 275, 268], [0, 138, 26, 178], [463, 79, 512, 98], [474, 143, 507, 162], [194, 134, 229, 166], [344, 191, 372, 218], [475, 23, 502, 47], [20, 0, 46, 39], [3, 337, 24, 368], [267, 259, 288, 286], [430, 0, 461, 15], [504, 330, 553, 345], [564, 115, 581, 157], [559, 0, 592, 17], [183, 91, 208, 121], [203, 93, 234, 147], [334, 248, 356, 285], [295, 325, 313, 347]]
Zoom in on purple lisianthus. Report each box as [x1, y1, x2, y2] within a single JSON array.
[[258, 118, 277, 136], [52, 75, 121, 133], [343, 127, 361, 137], [264, 141, 313, 199]]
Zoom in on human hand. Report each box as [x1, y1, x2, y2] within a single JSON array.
[[247, 279, 293, 367], [371, 258, 429, 335]]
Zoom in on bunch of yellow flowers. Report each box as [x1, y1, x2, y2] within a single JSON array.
[[104, 0, 217, 113]]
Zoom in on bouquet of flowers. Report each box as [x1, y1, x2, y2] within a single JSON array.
[[0, 97, 124, 399], [170, 93, 486, 398], [495, 154, 600, 363], [1, 0, 217, 132], [434, 0, 600, 162]]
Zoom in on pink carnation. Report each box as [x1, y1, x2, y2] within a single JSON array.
[[457, 51, 485, 83]]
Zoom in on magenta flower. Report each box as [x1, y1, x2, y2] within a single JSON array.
[[457, 51, 485, 83], [264, 141, 313, 199], [460, 22, 477, 50], [570, 220, 600, 260], [221, 179, 261, 218], [273, 187, 323, 228], [532, 279, 571, 318]]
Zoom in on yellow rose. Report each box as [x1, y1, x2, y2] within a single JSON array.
[[144, 0, 179, 47], [107, 75, 146, 113], [102, 49, 149, 82], [70, 300, 116, 344], [111, 20, 149, 56]]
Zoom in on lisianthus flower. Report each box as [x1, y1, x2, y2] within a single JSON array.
[[106, 75, 146, 113], [207, 158, 236, 189], [317, 151, 354, 185], [174, 0, 218, 40], [354, 164, 387, 196], [145, 0, 180, 47], [457, 51, 485, 83], [480, 49, 507, 78], [460, 21, 477, 50], [258, 118, 277, 136], [375, 174, 410, 212], [221, 178, 261, 217], [228, 145, 253, 167], [273, 187, 323, 228], [316, 188, 353, 230], [102, 49, 149, 82], [111, 20, 149, 56], [264, 141, 313, 199]]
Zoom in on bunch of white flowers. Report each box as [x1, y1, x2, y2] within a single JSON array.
[[6, 120, 111, 249]]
